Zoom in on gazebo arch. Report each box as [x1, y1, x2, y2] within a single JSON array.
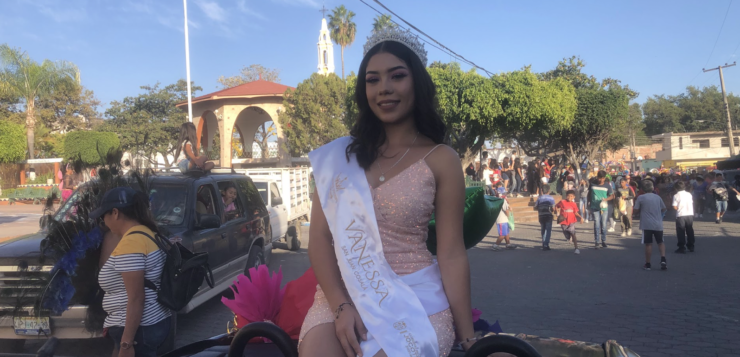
[[177, 80, 294, 168]]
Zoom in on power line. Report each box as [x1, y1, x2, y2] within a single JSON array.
[[357, 0, 468, 68], [357, 0, 494, 76], [703, 0, 733, 69]]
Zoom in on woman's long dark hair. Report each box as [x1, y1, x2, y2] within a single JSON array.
[[346, 41, 446, 169], [174, 122, 198, 163]]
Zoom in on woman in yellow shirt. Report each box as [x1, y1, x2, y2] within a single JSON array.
[[90, 187, 171, 357]]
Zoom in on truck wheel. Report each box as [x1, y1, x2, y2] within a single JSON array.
[[157, 313, 177, 354], [286, 225, 301, 251], [244, 246, 265, 276], [0, 340, 25, 353]]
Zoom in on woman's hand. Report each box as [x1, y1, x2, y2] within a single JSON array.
[[334, 304, 367, 357]]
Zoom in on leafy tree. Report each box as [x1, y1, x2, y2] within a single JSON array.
[[63, 131, 120, 165], [428, 62, 503, 163], [0, 90, 24, 124], [492, 68, 577, 157], [642, 86, 740, 135], [217, 64, 281, 89], [344, 72, 358, 129], [253, 122, 277, 158], [558, 86, 629, 174], [539, 56, 597, 90], [101, 80, 201, 167], [0, 120, 26, 163], [278, 73, 348, 156], [328, 5, 357, 79], [36, 85, 99, 133], [539, 57, 633, 176], [372, 14, 396, 33], [0, 44, 80, 159], [33, 124, 65, 159]]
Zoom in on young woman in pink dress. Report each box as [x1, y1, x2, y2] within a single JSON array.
[[299, 29, 475, 357]]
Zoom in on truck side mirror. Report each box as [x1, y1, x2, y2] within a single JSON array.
[[198, 214, 221, 230], [272, 197, 283, 207]]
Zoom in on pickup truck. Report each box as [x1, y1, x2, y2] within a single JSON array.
[[236, 168, 312, 251], [0, 171, 273, 353]]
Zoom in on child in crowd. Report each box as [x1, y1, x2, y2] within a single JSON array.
[[555, 190, 584, 254], [495, 182, 507, 198], [222, 183, 237, 213], [491, 196, 516, 250], [535, 185, 556, 250]]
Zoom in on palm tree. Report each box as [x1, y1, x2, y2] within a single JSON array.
[[328, 5, 357, 79], [0, 45, 79, 160], [372, 14, 397, 33]]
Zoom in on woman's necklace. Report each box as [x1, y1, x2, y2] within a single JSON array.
[[376, 132, 419, 182]]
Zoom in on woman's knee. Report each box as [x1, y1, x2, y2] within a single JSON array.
[[299, 323, 344, 357]]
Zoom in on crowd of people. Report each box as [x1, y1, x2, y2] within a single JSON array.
[[471, 157, 740, 269]]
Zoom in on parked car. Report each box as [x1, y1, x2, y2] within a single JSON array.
[[0, 171, 274, 353]]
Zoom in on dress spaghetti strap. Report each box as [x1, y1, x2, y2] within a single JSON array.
[[423, 144, 445, 160]]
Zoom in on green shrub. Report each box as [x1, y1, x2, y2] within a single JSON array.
[[1, 188, 16, 198], [0, 121, 26, 163], [63, 131, 120, 165]]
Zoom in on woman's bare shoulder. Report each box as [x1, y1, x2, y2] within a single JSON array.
[[424, 145, 462, 181]]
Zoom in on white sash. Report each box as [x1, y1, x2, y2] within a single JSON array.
[[309, 137, 447, 357]]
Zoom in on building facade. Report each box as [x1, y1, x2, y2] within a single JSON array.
[[652, 131, 740, 169]]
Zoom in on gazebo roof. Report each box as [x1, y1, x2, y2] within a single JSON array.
[[177, 80, 294, 107]]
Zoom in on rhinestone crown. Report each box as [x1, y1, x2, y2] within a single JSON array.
[[363, 28, 428, 67]]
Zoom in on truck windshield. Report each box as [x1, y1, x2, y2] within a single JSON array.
[[149, 184, 187, 226], [253, 181, 268, 205], [53, 183, 187, 226]]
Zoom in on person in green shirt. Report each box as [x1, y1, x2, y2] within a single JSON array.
[[588, 170, 615, 249]]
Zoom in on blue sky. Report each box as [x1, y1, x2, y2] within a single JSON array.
[[2, 0, 740, 112]]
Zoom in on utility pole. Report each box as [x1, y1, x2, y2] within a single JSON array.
[[183, 0, 193, 122], [703, 62, 736, 157]]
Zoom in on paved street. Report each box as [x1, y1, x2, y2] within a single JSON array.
[[0, 204, 49, 243], [16, 216, 740, 356]]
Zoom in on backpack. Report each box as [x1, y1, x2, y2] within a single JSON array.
[[132, 231, 215, 311]]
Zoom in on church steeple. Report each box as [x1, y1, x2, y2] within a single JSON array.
[[317, 15, 335, 75]]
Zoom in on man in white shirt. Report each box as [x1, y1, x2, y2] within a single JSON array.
[[672, 181, 695, 253], [481, 164, 494, 195]]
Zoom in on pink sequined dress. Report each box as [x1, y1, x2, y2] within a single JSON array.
[[299, 150, 455, 356]]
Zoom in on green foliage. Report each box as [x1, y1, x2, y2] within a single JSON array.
[[217, 64, 281, 89], [344, 72, 358, 129], [0, 44, 80, 159], [539, 56, 598, 89], [328, 5, 357, 79], [428, 62, 503, 158], [0, 120, 26, 163], [642, 85, 740, 135], [492, 69, 577, 156], [36, 85, 99, 133], [278, 73, 349, 156], [100, 80, 201, 167], [564, 87, 630, 157], [33, 123, 65, 158], [63, 131, 120, 165], [372, 14, 397, 33]]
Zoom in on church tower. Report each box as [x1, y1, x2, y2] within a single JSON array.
[[317, 17, 335, 75]]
